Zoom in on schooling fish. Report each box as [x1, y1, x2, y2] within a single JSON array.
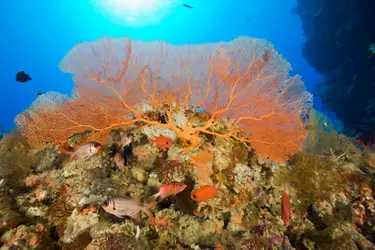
[[190, 180, 224, 201], [281, 183, 292, 226], [102, 196, 157, 221], [149, 136, 173, 149], [183, 4, 193, 8], [16, 71, 32, 83], [58, 141, 102, 159], [152, 182, 187, 201]]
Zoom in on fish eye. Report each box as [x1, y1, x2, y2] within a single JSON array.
[[193, 194, 197, 198], [102, 201, 109, 207]]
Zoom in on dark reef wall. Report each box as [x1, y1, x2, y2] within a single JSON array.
[[293, 0, 375, 143]]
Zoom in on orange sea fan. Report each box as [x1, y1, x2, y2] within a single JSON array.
[[16, 36, 312, 163]]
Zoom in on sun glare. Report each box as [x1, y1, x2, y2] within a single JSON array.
[[91, 0, 181, 26]]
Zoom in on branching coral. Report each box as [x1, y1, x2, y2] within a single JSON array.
[[15, 37, 312, 163]]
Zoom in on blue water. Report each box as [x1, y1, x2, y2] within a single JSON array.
[[1, 0, 330, 134]]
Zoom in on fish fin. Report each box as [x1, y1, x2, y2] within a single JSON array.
[[216, 179, 224, 194], [82, 154, 90, 160], [58, 145, 75, 163], [145, 201, 158, 209], [72, 144, 80, 151], [151, 192, 160, 201], [142, 202, 157, 219], [57, 144, 74, 156], [68, 154, 76, 161], [284, 183, 289, 193], [159, 193, 167, 201], [135, 196, 141, 204], [134, 214, 141, 222]]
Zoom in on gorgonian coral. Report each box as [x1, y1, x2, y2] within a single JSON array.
[[15, 36, 312, 163]]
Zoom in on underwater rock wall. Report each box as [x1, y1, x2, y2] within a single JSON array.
[[293, 0, 375, 143]]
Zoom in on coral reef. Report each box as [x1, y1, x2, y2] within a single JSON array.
[[1, 118, 374, 249], [1, 36, 374, 249]]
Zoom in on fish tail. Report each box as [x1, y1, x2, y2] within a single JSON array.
[[57, 144, 74, 156], [151, 192, 160, 201], [148, 137, 156, 145], [216, 179, 224, 194], [142, 201, 157, 219], [284, 182, 289, 193]]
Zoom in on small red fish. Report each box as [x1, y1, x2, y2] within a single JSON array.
[[190, 180, 224, 201], [149, 136, 173, 149], [152, 182, 187, 201], [114, 152, 127, 172], [281, 183, 291, 226]]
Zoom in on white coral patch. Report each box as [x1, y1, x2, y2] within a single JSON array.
[[62, 208, 99, 243], [141, 125, 177, 141]]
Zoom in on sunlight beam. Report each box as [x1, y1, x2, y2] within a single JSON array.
[[91, 0, 181, 27]]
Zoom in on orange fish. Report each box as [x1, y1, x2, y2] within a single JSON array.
[[281, 183, 291, 226], [152, 182, 187, 201], [149, 136, 173, 149], [190, 180, 224, 201]]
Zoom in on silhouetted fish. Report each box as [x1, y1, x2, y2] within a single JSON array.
[[183, 4, 193, 8], [16, 71, 32, 83], [34, 90, 43, 96]]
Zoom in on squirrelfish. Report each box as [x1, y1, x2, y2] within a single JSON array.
[[152, 182, 187, 201], [119, 133, 133, 148], [281, 184, 291, 226], [58, 141, 102, 159], [190, 180, 224, 201], [149, 136, 173, 149], [102, 196, 156, 221], [114, 152, 127, 172]]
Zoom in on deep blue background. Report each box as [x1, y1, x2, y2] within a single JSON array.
[[1, 0, 326, 133]]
